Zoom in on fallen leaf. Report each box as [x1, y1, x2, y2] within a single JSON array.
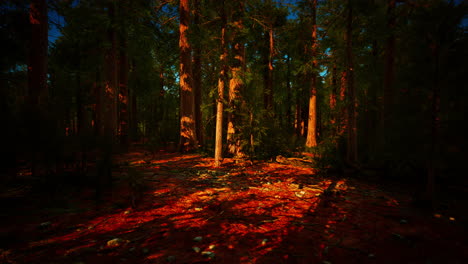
[[201, 251, 215, 258], [107, 238, 126, 247]]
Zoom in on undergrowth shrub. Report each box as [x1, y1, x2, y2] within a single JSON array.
[[247, 115, 301, 160], [308, 135, 345, 174]]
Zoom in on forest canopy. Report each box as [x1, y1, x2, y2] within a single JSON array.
[[1, 0, 468, 196]]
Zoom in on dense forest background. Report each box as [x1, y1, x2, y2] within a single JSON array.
[[1, 0, 468, 203]]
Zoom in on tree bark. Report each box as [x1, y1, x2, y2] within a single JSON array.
[[193, 0, 203, 146], [102, 3, 119, 140], [366, 40, 379, 160], [227, 0, 245, 157], [295, 94, 302, 137], [76, 41, 84, 136], [426, 42, 440, 206], [286, 55, 292, 128], [28, 0, 48, 179], [215, 1, 227, 168], [131, 83, 138, 141], [305, 0, 318, 148], [119, 38, 130, 149], [93, 70, 101, 136], [178, 0, 198, 152], [382, 0, 396, 146], [28, 0, 48, 107], [329, 61, 337, 117], [263, 28, 274, 112], [346, 0, 358, 163]]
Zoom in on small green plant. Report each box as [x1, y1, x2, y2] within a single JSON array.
[[311, 136, 345, 175]]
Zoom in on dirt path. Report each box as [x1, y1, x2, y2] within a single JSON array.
[[1, 151, 467, 263]]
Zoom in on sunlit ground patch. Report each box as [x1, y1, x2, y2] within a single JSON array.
[[8, 151, 466, 264]]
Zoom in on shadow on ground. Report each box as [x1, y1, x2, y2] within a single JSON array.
[[1, 150, 467, 263]]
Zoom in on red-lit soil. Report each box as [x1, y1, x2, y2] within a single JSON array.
[[1, 150, 467, 263]]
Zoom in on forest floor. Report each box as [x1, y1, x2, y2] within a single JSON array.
[[0, 149, 467, 264]]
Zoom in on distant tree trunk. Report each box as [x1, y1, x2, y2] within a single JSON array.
[[263, 27, 274, 112], [102, 3, 119, 140], [93, 70, 101, 136], [227, 0, 245, 157], [262, 0, 274, 113], [295, 94, 302, 137], [366, 40, 379, 160], [302, 102, 308, 137], [28, 0, 48, 179], [305, 0, 318, 148], [286, 55, 292, 128], [295, 75, 307, 138], [119, 38, 129, 149], [28, 0, 48, 107], [426, 42, 440, 205], [193, 0, 203, 146], [130, 83, 138, 141], [382, 0, 396, 147], [215, 0, 227, 168], [76, 42, 84, 135], [346, 0, 357, 163], [158, 66, 165, 109], [329, 61, 337, 118], [127, 60, 136, 141], [179, 0, 197, 152], [338, 70, 347, 137]]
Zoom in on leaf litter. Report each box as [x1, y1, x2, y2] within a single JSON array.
[[0, 150, 467, 263]]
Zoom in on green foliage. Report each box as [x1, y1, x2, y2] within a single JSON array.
[[237, 108, 299, 160], [311, 136, 345, 174], [0, 2, 29, 72], [2, 0, 467, 194]]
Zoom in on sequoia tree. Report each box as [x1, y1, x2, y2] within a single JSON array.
[[214, 0, 228, 167], [305, 0, 318, 148], [102, 2, 119, 139], [178, 0, 197, 152], [227, 0, 245, 157], [345, 0, 357, 164], [28, 0, 48, 106]]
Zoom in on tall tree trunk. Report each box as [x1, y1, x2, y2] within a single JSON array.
[[366, 40, 379, 160], [338, 70, 347, 137], [28, 0, 48, 179], [28, 0, 48, 107], [426, 42, 440, 206], [76, 41, 84, 135], [103, 3, 119, 140], [130, 84, 138, 141], [286, 55, 292, 128], [346, 0, 358, 163], [263, 0, 273, 112], [193, 0, 203, 146], [382, 0, 396, 148], [119, 38, 129, 149], [329, 61, 337, 122], [179, 0, 197, 152], [93, 71, 101, 136], [263, 27, 274, 112], [127, 60, 137, 141], [227, 0, 245, 157], [215, 0, 227, 167], [305, 0, 318, 148], [295, 94, 302, 137]]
